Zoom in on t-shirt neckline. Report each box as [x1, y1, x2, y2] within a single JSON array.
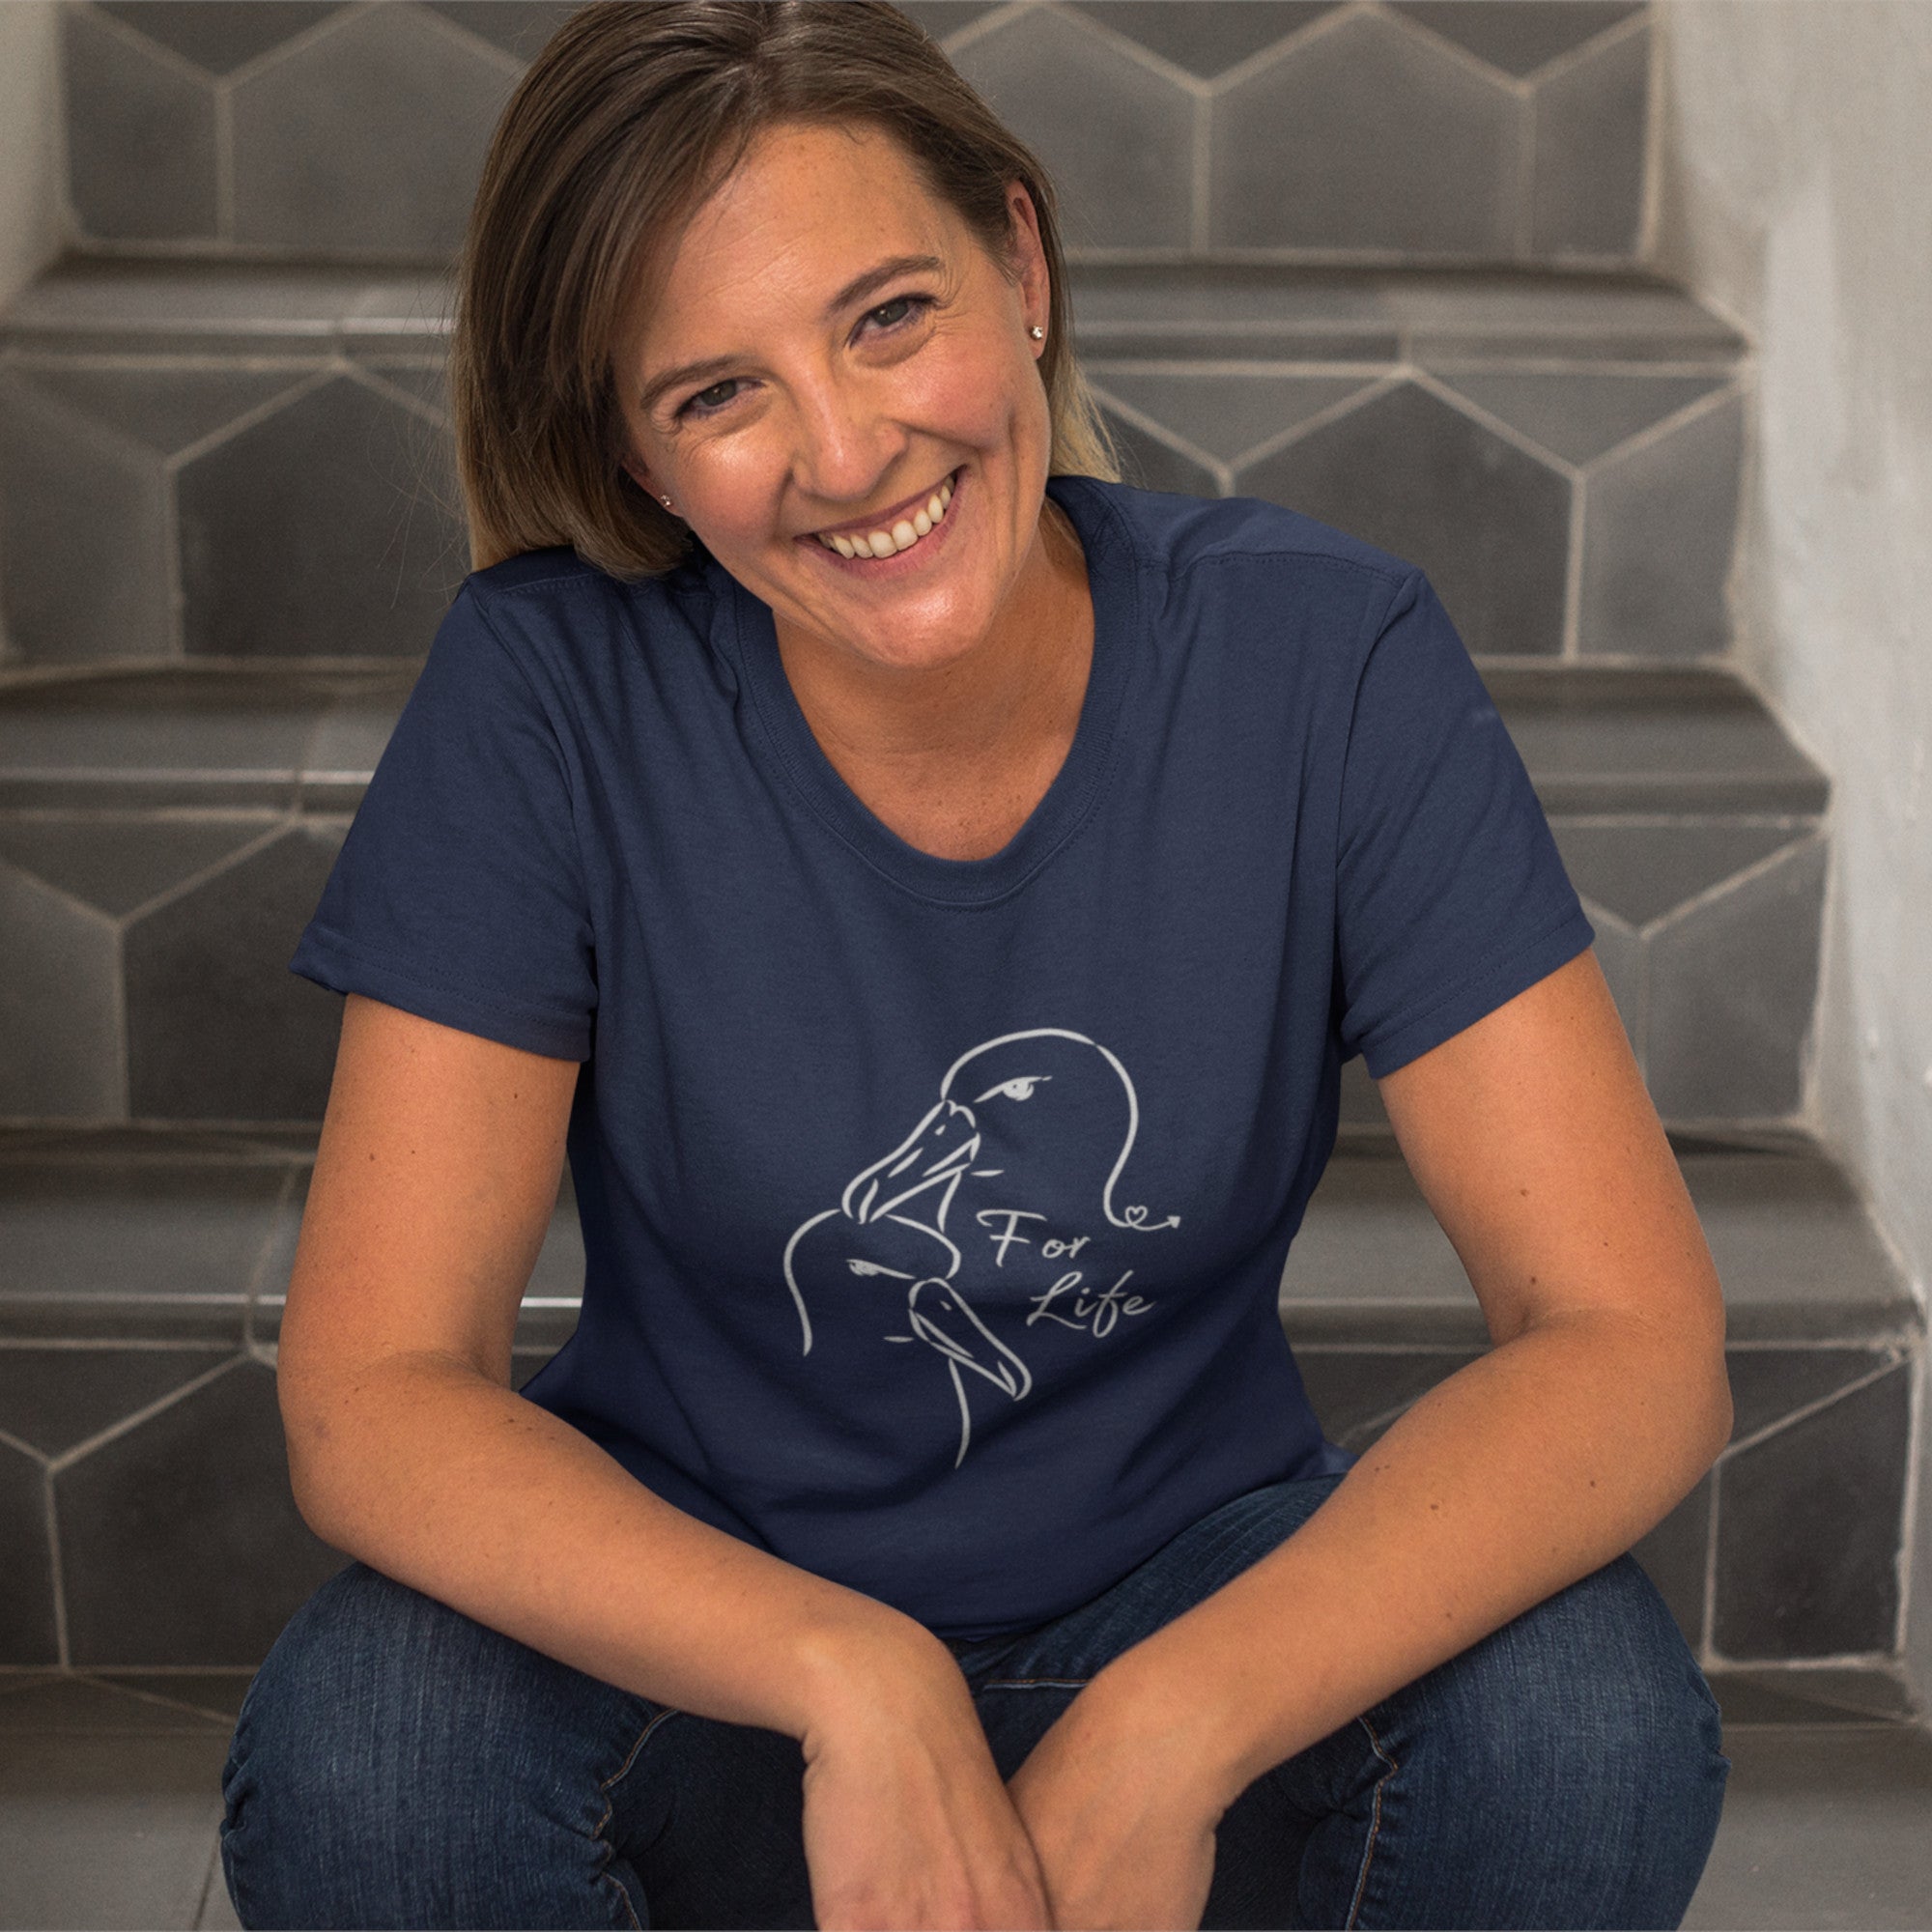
[[722, 472, 1142, 907]]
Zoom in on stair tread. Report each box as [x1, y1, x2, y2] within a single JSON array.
[[0, 659, 1826, 816], [4, 257, 1744, 366], [0, 1127, 1911, 1348]]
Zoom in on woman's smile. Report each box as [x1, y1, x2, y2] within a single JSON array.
[[804, 466, 960, 571]]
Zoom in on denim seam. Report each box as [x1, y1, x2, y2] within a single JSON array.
[[1346, 1714, 1399, 1930], [590, 1706, 680, 1932]]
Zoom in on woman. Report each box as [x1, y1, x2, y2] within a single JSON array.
[[219, 4, 1733, 1927]]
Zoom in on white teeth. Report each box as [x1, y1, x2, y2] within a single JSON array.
[[867, 526, 896, 554], [828, 532, 855, 558], [849, 532, 875, 558], [912, 508, 931, 536], [925, 493, 945, 523], [819, 474, 956, 558], [891, 519, 918, 549]]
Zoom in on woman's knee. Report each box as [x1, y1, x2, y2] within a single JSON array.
[[220, 1561, 647, 1928]]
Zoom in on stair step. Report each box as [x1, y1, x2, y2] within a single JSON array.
[[0, 1123, 1915, 1670]]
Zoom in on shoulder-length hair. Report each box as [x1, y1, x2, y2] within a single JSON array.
[[448, 0, 1121, 579]]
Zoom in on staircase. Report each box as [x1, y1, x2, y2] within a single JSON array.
[[0, 0, 1918, 1713]]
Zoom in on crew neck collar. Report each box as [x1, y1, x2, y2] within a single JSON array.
[[722, 473, 1143, 908]]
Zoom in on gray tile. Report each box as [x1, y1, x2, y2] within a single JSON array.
[[64, 6, 217, 242], [97, 1, 346, 76], [299, 678, 417, 792], [0, 1673, 227, 1732], [58, 1360, 346, 1666], [419, 1, 582, 61], [1646, 837, 1826, 1120], [1550, 821, 1812, 930], [0, 818, 272, 921], [1241, 382, 1570, 657], [1579, 910, 1643, 1056], [232, 1, 520, 253], [1091, 408, 1219, 497], [951, 6, 1195, 251], [1682, 1725, 1932, 1930], [0, 1728, 230, 1932], [124, 823, 347, 1122], [95, 1671, 254, 1722], [1390, 2, 1642, 79], [1291, 1348, 1480, 1447], [1580, 392, 1744, 660], [1085, 370, 1373, 466], [354, 355, 453, 423], [0, 1443, 56, 1666], [198, 1844, 243, 1932], [1487, 668, 1829, 816], [1726, 1348, 1899, 1447], [1335, 1052, 1388, 1127], [14, 365, 312, 461], [1210, 10, 1520, 254], [0, 371, 172, 664], [1709, 1666, 1917, 1725], [0, 1160, 286, 1331], [1531, 20, 1649, 259], [893, 2, 1005, 44], [0, 1348, 235, 1461], [177, 375, 465, 658], [0, 863, 122, 1119], [1071, 2, 1338, 78], [1631, 1471, 1711, 1649], [1714, 1365, 1911, 1661], [1433, 370, 1729, 469]]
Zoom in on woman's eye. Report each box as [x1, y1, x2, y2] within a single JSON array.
[[865, 295, 929, 333], [682, 378, 740, 417]]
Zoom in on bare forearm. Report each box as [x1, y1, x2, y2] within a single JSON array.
[[282, 1353, 940, 1744], [1088, 1312, 1731, 1811]]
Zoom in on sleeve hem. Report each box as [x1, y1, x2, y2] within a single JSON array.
[[1355, 907, 1597, 1081], [290, 923, 593, 1063]]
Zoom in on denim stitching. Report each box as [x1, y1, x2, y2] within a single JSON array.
[[590, 1706, 680, 1932], [1346, 1714, 1400, 1930]]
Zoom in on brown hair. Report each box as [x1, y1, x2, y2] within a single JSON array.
[[448, 0, 1121, 579]]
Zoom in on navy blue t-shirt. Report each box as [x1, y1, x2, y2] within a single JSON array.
[[290, 474, 1592, 1639]]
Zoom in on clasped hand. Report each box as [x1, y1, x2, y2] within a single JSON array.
[[802, 1646, 1225, 1932]]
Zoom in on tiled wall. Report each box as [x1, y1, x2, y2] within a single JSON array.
[[65, 0, 1651, 262]]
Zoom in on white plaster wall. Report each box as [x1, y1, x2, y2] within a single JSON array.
[[0, 0, 64, 309], [1651, 0, 1932, 1697]]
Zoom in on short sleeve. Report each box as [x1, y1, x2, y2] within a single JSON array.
[[290, 583, 597, 1060], [1334, 569, 1593, 1078]]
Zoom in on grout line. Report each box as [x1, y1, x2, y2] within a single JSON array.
[[1191, 86, 1211, 255], [163, 364, 334, 473], [47, 1353, 245, 1475], [1892, 1344, 1924, 1657], [1081, 380, 1221, 478], [1637, 5, 1669, 268], [45, 1466, 71, 1669], [1406, 365, 1581, 476], [1515, 75, 1537, 262], [110, 919, 130, 1122], [1226, 371, 1400, 470], [243, 1164, 301, 1353], [1700, 1459, 1721, 1669], [1205, 0, 1358, 95], [1719, 1355, 1912, 1462], [115, 816, 298, 927], [1639, 824, 1823, 939], [213, 79, 235, 245], [1563, 465, 1586, 659], [1577, 378, 1743, 476]]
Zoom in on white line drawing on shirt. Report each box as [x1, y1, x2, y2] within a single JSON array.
[[782, 1028, 1179, 1467]]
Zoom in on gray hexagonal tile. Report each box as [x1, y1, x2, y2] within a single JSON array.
[[0, 371, 171, 663], [1238, 381, 1570, 656], [57, 1359, 345, 1666], [232, 1, 519, 253], [1390, 2, 1642, 78], [65, 5, 217, 241], [422, 1, 583, 62], [1071, 2, 1338, 79], [124, 823, 347, 1122], [1433, 370, 1730, 469], [0, 863, 121, 1120], [0, 818, 273, 922], [1091, 407, 1218, 497], [1210, 9, 1520, 254], [951, 6, 1195, 250], [1085, 369, 1375, 467], [1550, 822, 1813, 931], [16, 365, 314, 462], [97, 2, 346, 76], [0, 1347, 236, 1462], [0, 1440, 56, 1664], [1531, 17, 1649, 257], [176, 374, 465, 659]]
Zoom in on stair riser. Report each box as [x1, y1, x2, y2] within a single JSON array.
[[66, 0, 1650, 266]]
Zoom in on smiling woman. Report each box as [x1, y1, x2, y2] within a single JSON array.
[[216, 6, 1733, 1931]]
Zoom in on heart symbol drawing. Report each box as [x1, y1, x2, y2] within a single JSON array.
[[1122, 1205, 1149, 1226]]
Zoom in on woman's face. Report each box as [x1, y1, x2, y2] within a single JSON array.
[[614, 120, 1056, 676]]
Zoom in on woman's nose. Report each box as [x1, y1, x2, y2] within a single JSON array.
[[787, 376, 909, 507]]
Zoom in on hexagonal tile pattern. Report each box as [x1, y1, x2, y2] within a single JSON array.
[[1550, 822, 1811, 933], [1210, 9, 1520, 254], [1389, 2, 1642, 78], [231, 1, 519, 253], [1531, 18, 1650, 257], [0, 817, 272, 923], [0, 862, 120, 1120], [1071, 2, 1338, 79], [1714, 1363, 1911, 1661], [1726, 1347, 1902, 1449], [124, 822, 348, 1122], [176, 374, 466, 659], [0, 1439, 56, 1664], [64, 5, 217, 241], [56, 1359, 346, 1665], [950, 6, 1195, 250], [1238, 381, 1570, 656], [0, 1347, 236, 1461], [1432, 370, 1730, 470], [1092, 409, 1218, 497], [1084, 369, 1375, 469], [17, 364, 314, 462], [420, 1, 582, 61], [1646, 836, 1828, 1121], [96, 1, 346, 76], [0, 371, 172, 664]]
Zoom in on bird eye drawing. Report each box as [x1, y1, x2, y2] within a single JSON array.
[[781, 1028, 1180, 1467]]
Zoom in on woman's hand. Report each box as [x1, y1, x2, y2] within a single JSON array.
[[1004, 1677, 1224, 1932], [798, 1627, 1054, 1930]]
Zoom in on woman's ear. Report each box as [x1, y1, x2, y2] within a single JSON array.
[[1005, 181, 1050, 333]]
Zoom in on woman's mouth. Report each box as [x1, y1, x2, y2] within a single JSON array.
[[808, 469, 958, 564]]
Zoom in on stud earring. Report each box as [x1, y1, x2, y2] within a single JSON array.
[[1029, 326, 1044, 340], [661, 495, 674, 510]]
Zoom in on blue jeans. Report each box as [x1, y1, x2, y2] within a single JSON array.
[[220, 1472, 1728, 1929]]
